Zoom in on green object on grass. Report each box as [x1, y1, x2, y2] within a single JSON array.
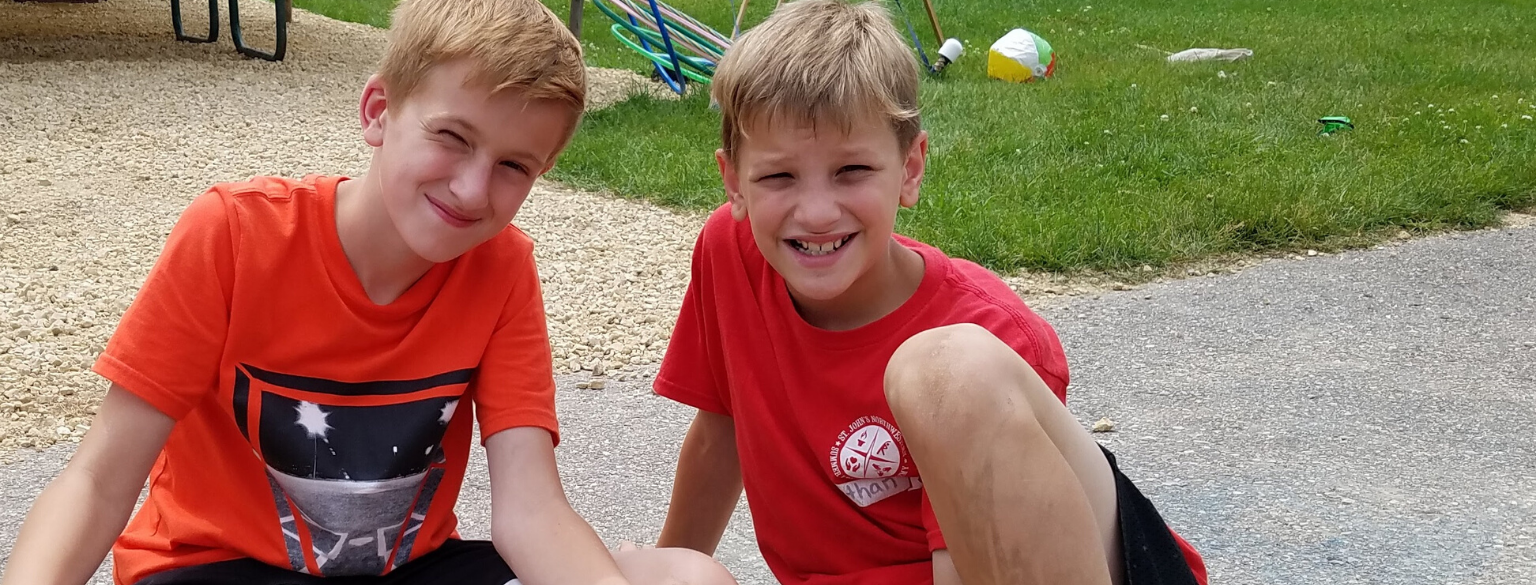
[[1318, 116, 1355, 134]]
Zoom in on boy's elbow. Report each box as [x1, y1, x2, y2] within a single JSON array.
[[490, 493, 580, 556], [489, 517, 513, 554], [687, 410, 738, 453], [489, 516, 533, 565]]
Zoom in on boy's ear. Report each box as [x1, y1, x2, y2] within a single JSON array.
[[899, 130, 928, 209], [360, 75, 389, 148], [717, 149, 748, 221]]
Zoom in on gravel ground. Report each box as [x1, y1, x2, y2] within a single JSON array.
[[6, 4, 1535, 584], [0, 0, 1134, 453], [6, 220, 1535, 584], [0, 371, 773, 584], [0, 0, 689, 453]]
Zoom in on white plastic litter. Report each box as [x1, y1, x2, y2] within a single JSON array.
[[1166, 48, 1253, 63]]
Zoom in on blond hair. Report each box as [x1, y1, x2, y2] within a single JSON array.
[[379, 0, 586, 112], [711, 0, 920, 158]]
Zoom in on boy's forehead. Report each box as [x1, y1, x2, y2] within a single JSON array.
[[745, 105, 885, 134], [404, 71, 570, 123], [737, 112, 899, 155], [408, 60, 531, 103], [414, 62, 496, 101]]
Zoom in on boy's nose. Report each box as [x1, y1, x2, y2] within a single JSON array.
[[448, 161, 494, 212], [793, 187, 841, 231]]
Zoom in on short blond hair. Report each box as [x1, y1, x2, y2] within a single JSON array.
[[379, 0, 586, 112], [712, 0, 920, 158]]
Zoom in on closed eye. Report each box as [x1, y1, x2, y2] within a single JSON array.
[[839, 165, 874, 174], [755, 172, 792, 182], [438, 129, 468, 145], [500, 160, 528, 173]]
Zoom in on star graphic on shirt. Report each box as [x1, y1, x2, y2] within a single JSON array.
[[438, 400, 458, 425], [294, 401, 332, 440]]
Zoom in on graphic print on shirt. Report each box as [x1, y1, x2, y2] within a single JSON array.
[[828, 415, 922, 507], [232, 364, 473, 576]]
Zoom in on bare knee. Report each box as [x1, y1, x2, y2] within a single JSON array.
[[885, 324, 1008, 393], [667, 547, 738, 585], [884, 323, 1033, 433], [621, 547, 738, 585]]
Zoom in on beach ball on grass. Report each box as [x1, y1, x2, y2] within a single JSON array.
[[988, 29, 1055, 83]]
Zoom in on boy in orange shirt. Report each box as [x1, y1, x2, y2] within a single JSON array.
[[652, 1, 1206, 584], [1, 1, 735, 584]]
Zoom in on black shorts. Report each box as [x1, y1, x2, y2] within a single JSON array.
[[1104, 446, 1204, 585], [134, 539, 517, 585], [138, 452, 1199, 585]]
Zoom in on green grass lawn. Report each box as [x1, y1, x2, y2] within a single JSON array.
[[292, 0, 395, 27], [296, 0, 1536, 274]]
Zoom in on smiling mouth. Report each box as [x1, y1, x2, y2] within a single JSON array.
[[788, 234, 855, 256], [427, 196, 476, 225]]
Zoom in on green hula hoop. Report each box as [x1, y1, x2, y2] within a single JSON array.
[[591, 0, 726, 83], [608, 0, 729, 60], [609, 23, 715, 84]]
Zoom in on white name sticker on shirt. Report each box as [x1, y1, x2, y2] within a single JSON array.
[[837, 476, 924, 508]]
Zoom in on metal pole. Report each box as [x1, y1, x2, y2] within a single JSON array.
[[732, 0, 751, 38], [570, 0, 584, 37], [922, 0, 942, 42]]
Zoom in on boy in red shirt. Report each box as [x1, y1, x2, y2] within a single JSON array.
[[652, 1, 1207, 584], [1, 1, 735, 584]]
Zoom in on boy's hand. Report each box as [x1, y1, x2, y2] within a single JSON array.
[[1, 385, 175, 585], [656, 409, 742, 555]]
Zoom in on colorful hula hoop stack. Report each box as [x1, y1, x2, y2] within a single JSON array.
[[590, 0, 735, 95], [593, 0, 959, 96]]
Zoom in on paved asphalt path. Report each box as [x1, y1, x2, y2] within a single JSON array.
[[4, 223, 1534, 584]]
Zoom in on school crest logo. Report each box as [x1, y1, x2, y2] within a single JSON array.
[[828, 415, 922, 507]]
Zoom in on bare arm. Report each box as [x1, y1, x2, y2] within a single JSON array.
[[933, 550, 963, 585], [485, 427, 629, 585], [1, 385, 174, 585], [656, 410, 742, 555]]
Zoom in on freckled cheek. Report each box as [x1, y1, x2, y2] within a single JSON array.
[[428, 156, 466, 183], [862, 183, 900, 211], [490, 182, 535, 221], [747, 219, 783, 256], [400, 142, 460, 180], [746, 208, 783, 239], [749, 195, 794, 226]]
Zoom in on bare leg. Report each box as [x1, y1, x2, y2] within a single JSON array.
[[884, 323, 1124, 585], [610, 546, 740, 585]]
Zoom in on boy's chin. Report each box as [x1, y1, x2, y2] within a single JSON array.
[[401, 233, 477, 264], [782, 275, 858, 305], [769, 257, 860, 299]]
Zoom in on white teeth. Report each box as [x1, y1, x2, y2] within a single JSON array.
[[792, 235, 851, 256]]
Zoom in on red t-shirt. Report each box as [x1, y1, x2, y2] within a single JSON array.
[[94, 175, 558, 584], [656, 205, 1205, 584]]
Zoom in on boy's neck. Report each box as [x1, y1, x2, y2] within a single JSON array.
[[791, 237, 926, 332], [334, 175, 436, 306]]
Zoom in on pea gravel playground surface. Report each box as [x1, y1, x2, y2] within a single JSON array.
[[0, 0, 1105, 457], [0, 0, 703, 454], [3, 2, 1535, 584]]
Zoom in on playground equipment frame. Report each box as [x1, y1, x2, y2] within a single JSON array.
[[169, 0, 290, 61]]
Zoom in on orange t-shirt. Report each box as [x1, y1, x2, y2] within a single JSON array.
[[93, 175, 558, 584]]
